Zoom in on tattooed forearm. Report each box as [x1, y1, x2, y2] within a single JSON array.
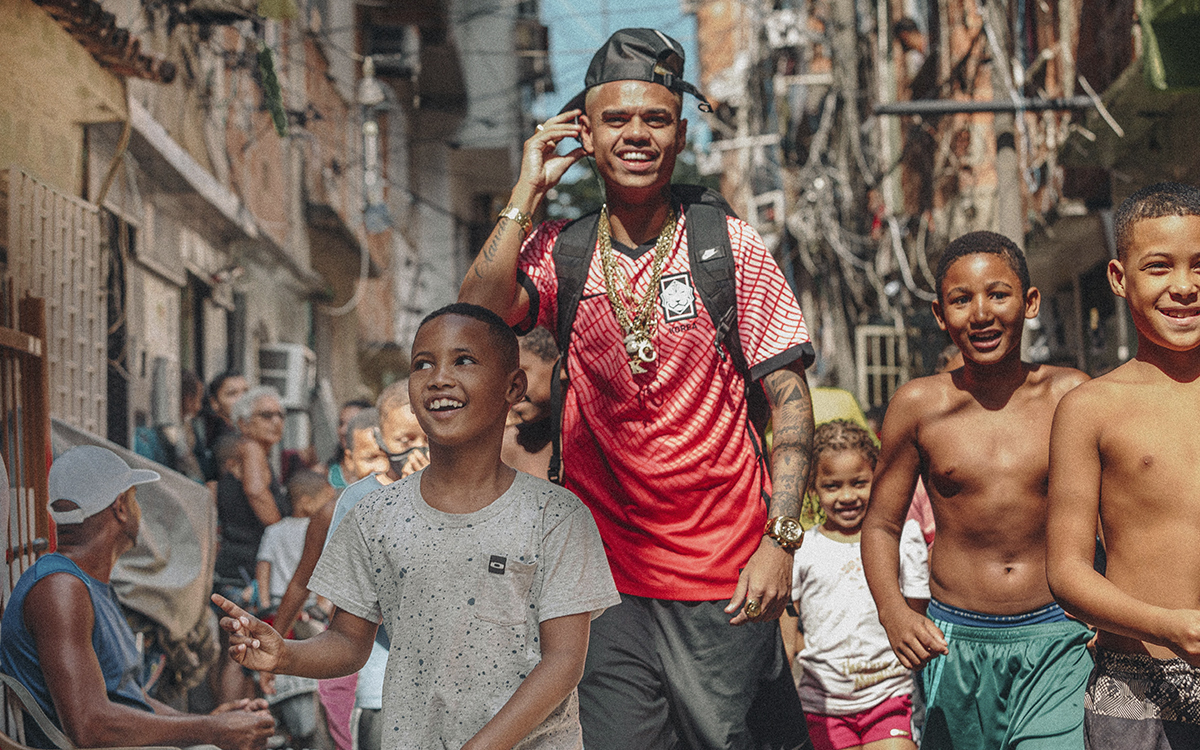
[[763, 365, 814, 520], [765, 378, 810, 407], [473, 222, 512, 279]]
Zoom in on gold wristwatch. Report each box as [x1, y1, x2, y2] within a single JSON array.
[[497, 205, 532, 235], [764, 516, 804, 551]]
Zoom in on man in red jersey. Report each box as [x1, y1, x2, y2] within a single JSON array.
[[460, 28, 815, 750]]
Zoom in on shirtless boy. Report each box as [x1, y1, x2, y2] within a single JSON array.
[[1047, 182, 1200, 749], [862, 230, 1092, 749]]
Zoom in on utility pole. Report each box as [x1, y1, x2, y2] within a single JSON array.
[[830, 0, 871, 393], [980, 1, 1024, 249], [874, 0, 901, 216]]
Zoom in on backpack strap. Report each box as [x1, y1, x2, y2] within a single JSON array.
[[685, 203, 771, 440], [552, 214, 599, 354], [684, 202, 740, 368], [547, 214, 599, 484]]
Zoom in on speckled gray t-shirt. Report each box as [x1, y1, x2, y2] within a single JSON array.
[[308, 470, 619, 749]]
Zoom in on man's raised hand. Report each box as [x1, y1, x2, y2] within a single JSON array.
[[517, 110, 588, 198], [211, 593, 286, 673]]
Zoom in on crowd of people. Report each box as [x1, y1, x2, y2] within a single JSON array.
[[1, 25, 1198, 750]]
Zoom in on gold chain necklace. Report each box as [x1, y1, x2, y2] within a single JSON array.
[[597, 204, 677, 375]]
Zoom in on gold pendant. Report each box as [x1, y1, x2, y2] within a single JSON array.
[[624, 333, 658, 364], [637, 340, 657, 363], [629, 358, 647, 375]]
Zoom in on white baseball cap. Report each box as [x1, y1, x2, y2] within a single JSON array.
[[48, 446, 160, 525]]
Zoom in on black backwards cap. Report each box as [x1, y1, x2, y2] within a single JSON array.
[[560, 28, 712, 115]]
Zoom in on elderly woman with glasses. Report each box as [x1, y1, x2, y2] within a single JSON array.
[[213, 386, 291, 608], [209, 385, 293, 703]]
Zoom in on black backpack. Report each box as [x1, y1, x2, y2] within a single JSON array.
[[545, 184, 770, 484]]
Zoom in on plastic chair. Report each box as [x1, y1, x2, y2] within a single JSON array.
[[0, 673, 178, 750]]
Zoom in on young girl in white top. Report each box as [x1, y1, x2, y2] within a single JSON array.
[[792, 420, 929, 750]]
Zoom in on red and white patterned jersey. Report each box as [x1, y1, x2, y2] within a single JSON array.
[[517, 212, 813, 600]]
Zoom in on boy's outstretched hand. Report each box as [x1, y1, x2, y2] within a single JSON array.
[[212, 593, 286, 673], [879, 606, 949, 669]]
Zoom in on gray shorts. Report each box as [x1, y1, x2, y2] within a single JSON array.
[[1084, 648, 1200, 749], [578, 595, 810, 750]]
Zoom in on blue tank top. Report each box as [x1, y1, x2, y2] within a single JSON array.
[[0, 553, 152, 745]]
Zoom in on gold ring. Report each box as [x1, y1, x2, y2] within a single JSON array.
[[536, 123, 545, 133], [743, 599, 762, 618]]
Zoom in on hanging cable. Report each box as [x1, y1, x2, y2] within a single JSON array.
[[887, 217, 936, 302], [321, 236, 371, 317], [96, 82, 133, 206]]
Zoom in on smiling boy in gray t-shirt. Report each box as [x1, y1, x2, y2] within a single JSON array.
[[213, 304, 618, 749]]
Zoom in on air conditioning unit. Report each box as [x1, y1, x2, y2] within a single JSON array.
[[258, 343, 315, 410]]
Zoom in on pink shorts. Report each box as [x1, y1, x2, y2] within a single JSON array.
[[805, 694, 915, 750]]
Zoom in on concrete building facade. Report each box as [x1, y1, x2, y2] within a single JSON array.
[[2, 0, 548, 458]]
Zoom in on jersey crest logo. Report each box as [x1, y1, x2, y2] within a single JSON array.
[[488, 555, 507, 575], [659, 272, 698, 323]]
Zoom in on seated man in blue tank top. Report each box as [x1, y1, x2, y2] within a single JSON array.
[[0, 446, 275, 750]]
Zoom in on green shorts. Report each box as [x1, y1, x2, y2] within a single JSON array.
[[921, 616, 1093, 749]]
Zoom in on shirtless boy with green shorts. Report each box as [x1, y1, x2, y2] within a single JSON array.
[[863, 230, 1092, 749], [1048, 182, 1200, 749]]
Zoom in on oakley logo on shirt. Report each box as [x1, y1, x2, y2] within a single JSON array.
[[488, 555, 507, 575]]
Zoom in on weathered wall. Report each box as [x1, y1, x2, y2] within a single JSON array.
[[303, 35, 360, 239], [0, 0, 126, 195]]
